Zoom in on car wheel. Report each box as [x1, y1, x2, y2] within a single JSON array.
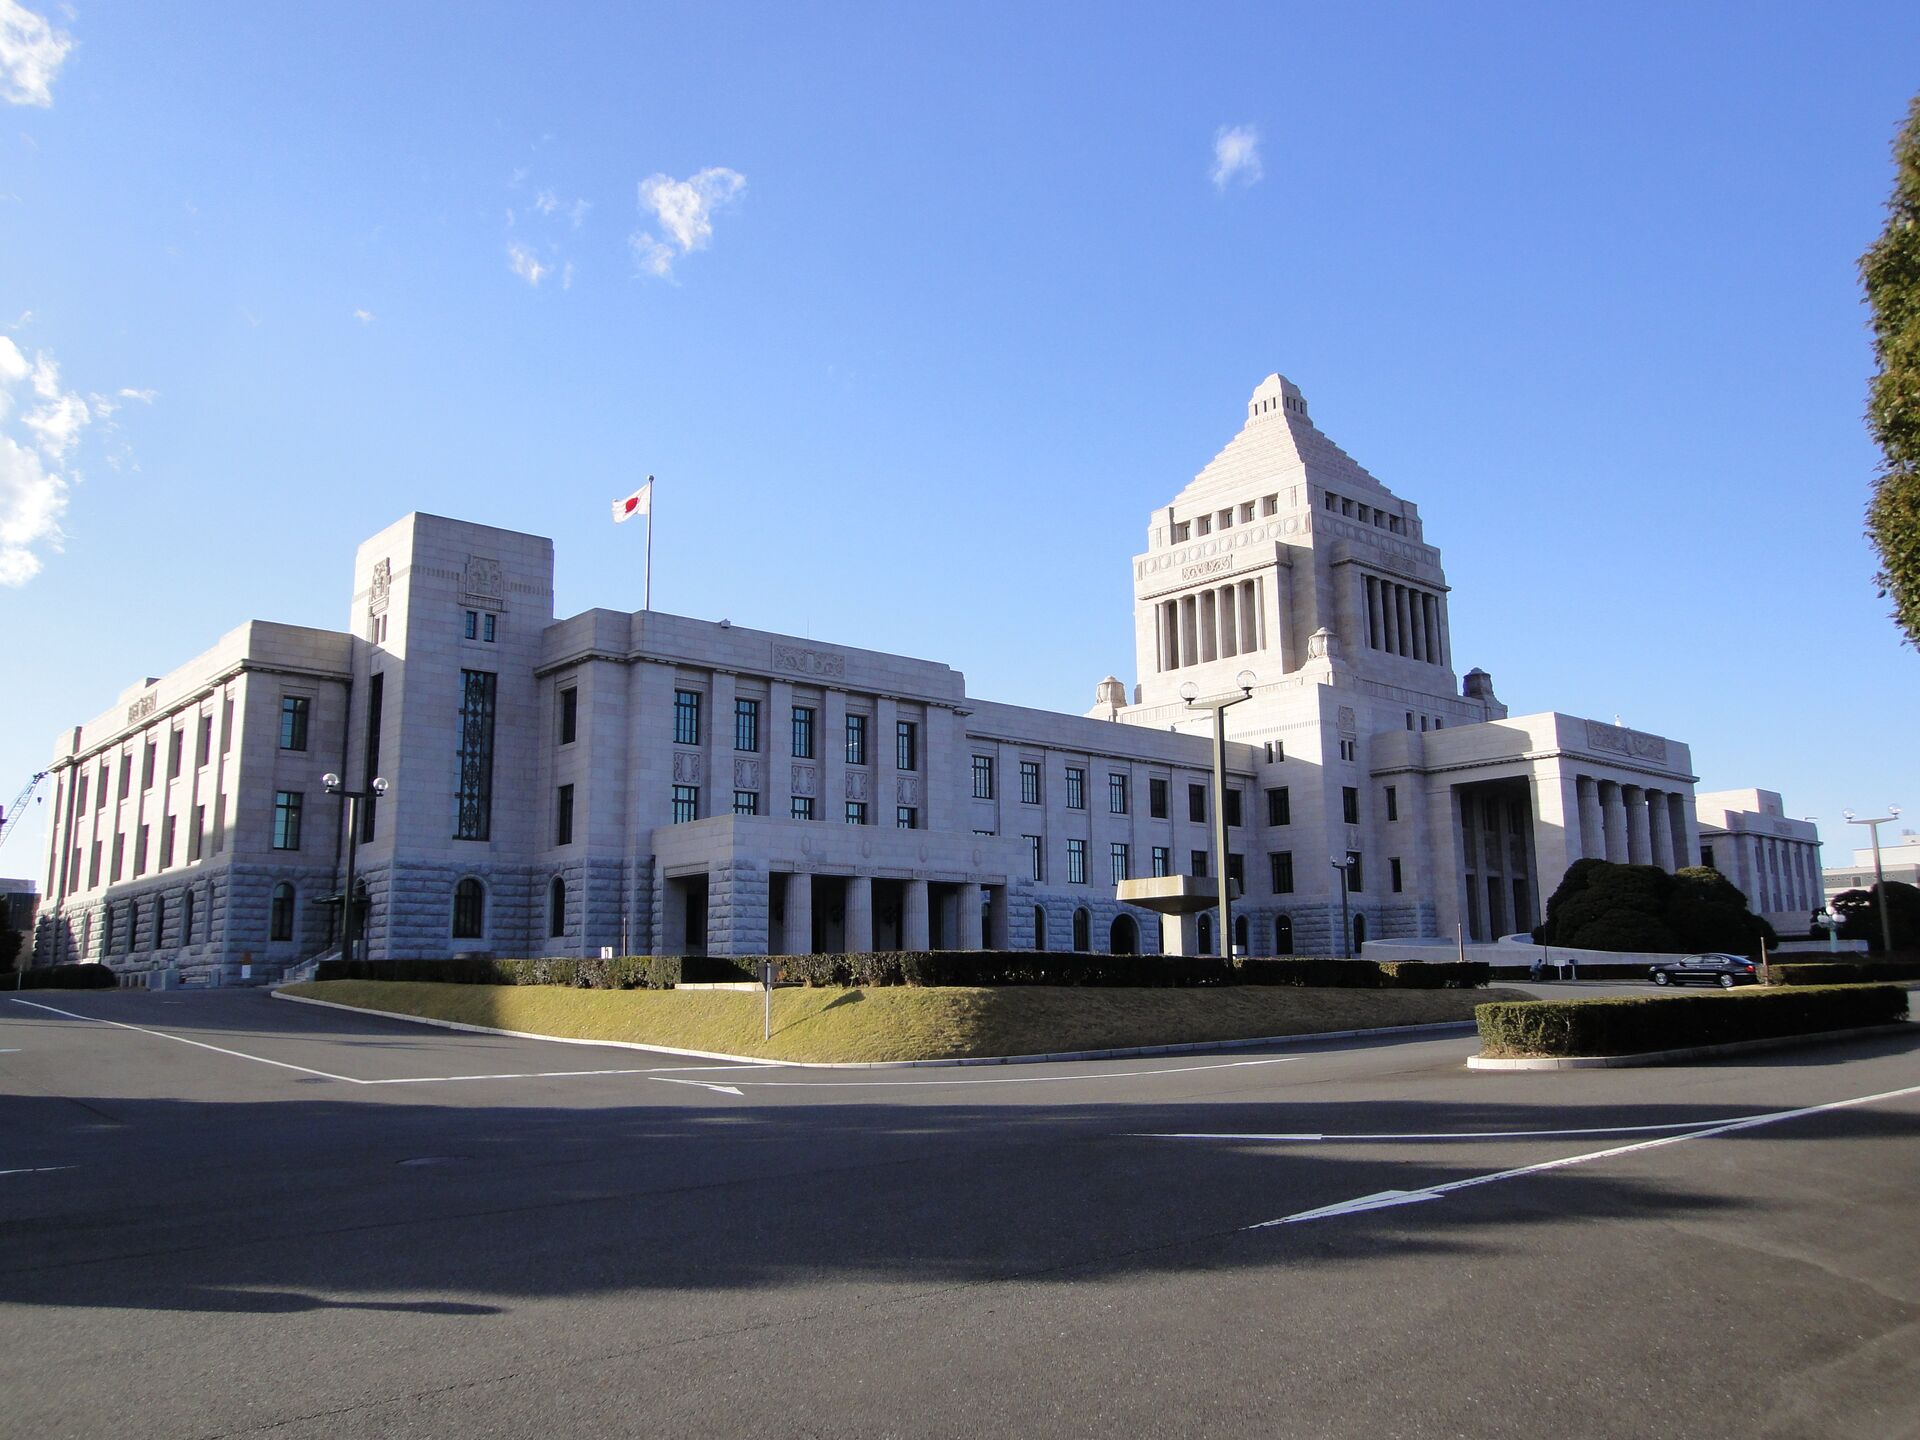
[[1719, 974, 1735, 989], [1654, 972, 1670, 986]]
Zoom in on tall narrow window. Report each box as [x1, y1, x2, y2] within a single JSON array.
[[1067, 838, 1087, 885], [735, 698, 760, 752], [270, 882, 296, 942], [558, 686, 578, 745], [168, 728, 183, 778], [1189, 784, 1206, 823], [845, 713, 868, 765], [1066, 767, 1086, 810], [671, 785, 699, 823], [1026, 834, 1044, 881], [1150, 778, 1168, 819], [556, 784, 575, 845], [455, 670, 497, 840], [1190, 849, 1208, 878], [452, 877, 485, 938], [110, 833, 125, 881], [549, 876, 567, 938], [1390, 856, 1403, 893], [1270, 851, 1294, 894], [280, 696, 310, 751], [197, 715, 212, 767], [464, 609, 478, 640], [272, 791, 303, 851], [1346, 852, 1364, 891], [1020, 761, 1041, 805], [1386, 785, 1399, 822], [134, 824, 150, 874], [896, 720, 917, 771], [1151, 845, 1171, 877], [972, 755, 994, 800], [182, 888, 195, 945], [1342, 786, 1360, 825], [734, 790, 760, 816], [1225, 789, 1242, 828], [1267, 786, 1291, 826], [141, 742, 156, 788], [791, 706, 816, 759], [1110, 842, 1130, 884], [361, 672, 383, 842], [1109, 773, 1128, 814], [482, 612, 497, 643], [673, 689, 701, 746]]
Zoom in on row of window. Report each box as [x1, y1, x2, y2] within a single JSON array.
[[665, 690, 917, 769], [1169, 493, 1282, 543], [1322, 488, 1407, 534], [73, 701, 239, 819], [665, 784, 916, 829]]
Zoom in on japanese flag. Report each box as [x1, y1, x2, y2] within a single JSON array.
[[612, 478, 653, 523]]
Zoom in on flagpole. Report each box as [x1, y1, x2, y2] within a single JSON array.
[[643, 473, 654, 612]]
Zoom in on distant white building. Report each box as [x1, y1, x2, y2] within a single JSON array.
[[34, 375, 1779, 982], [1692, 789, 1823, 935], [1823, 830, 1920, 903]]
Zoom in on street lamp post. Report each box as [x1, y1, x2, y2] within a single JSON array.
[[1180, 670, 1257, 960], [1330, 855, 1352, 959], [1843, 805, 1902, 954], [324, 773, 389, 966]]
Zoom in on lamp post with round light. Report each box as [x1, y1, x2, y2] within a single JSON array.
[[324, 772, 389, 967], [1330, 854, 1353, 959], [1843, 805, 1902, 954], [1179, 670, 1256, 960]]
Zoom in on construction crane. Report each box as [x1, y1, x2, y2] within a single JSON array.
[[0, 771, 48, 851]]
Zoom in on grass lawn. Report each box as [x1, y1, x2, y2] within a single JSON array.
[[281, 979, 1528, 1063]]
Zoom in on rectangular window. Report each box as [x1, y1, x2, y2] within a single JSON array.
[[89, 840, 102, 887], [1149, 777, 1168, 819], [1339, 738, 1357, 762], [791, 706, 816, 759], [556, 784, 575, 845], [1225, 789, 1242, 828], [1346, 851, 1364, 892], [845, 801, 868, 826], [482, 612, 497, 643], [272, 790, 303, 851], [1390, 856, 1403, 893], [1026, 834, 1044, 881], [197, 716, 212, 767], [845, 713, 868, 765], [896, 806, 917, 830], [167, 728, 183, 779], [464, 609, 478, 640], [1020, 760, 1041, 805], [1067, 838, 1087, 885], [559, 686, 578, 745], [671, 785, 699, 824], [1228, 853, 1244, 894], [1386, 785, 1399, 822], [221, 697, 233, 753], [1267, 786, 1291, 826], [734, 790, 760, 816], [673, 689, 701, 746], [1343, 786, 1360, 824], [134, 824, 150, 875], [896, 720, 917, 771], [75, 773, 88, 812], [735, 698, 760, 752], [159, 819, 175, 870], [119, 754, 132, 799], [790, 795, 815, 820], [1066, 767, 1086, 810], [279, 695, 310, 751], [1270, 851, 1294, 894], [362, 672, 384, 843], [1151, 845, 1170, 877], [188, 808, 203, 863], [1109, 772, 1128, 814], [454, 669, 497, 840], [95, 764, 108, 807], [1110, 842, 1130, 884], [1188, 784, 1206, 823], [141, 742, 156, 789], [1190, 849, 1208, 878], [971, 754, 994, 800]]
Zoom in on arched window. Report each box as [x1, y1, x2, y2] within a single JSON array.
[[549, 876, 567, 939], [270, 882, 295, 942], [452, 877, 486, 939], [1072, 907, 1091, 953], [1109, 914, 1138, 955], [1273, 914, 1293, 955], [102, 906, 114, 955], [1352, 913, 1367, 951], [153, 895, 167, 948], [1197, 912, 1213, 956], [1234, 914, 1249, 957], [1031, 906, 1046, 951], [182, 888, 195, 946]]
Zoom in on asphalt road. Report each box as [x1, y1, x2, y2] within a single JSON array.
[[2, 988, 1917, 1440]]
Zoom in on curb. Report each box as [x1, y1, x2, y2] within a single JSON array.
[[1467, 1022, 1912, 1071], [271, 987, 1479, 1070]]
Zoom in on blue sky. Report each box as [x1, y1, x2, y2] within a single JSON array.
[[3, 2, 1918, 874]]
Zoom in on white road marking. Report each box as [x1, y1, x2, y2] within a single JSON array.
[[1250, 1079, 1920, 1228], [0, 1165, 75, 1178], [1139, 1117, 1791, 1143], [653, 1078, 747, 1097], [361, 1065, 760, 1086], [10, 999, 369, 1083], [655, 1055, 1303, 1091]]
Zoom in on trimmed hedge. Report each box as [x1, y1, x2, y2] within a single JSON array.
[[313, 955, 759, 989], [1490, 962, 1652, 982], [1476, 984, 1908, 1058], [14, 962, 117, 989], [1765, 961, 1920, 987]]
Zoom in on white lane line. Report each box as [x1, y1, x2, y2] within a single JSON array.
[[8, 998, 368, 1084], [1251, 1079, 1920, 1228], [361, 1066, 761, 1086], [0, 1165, 75, 1178], [652, 1077, 747, 1097], [648, 1055, 1302, 1090], [1138, 1117, 1790, 1143]]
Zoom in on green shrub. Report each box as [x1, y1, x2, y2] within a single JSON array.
[[1830, 881, 1920, 953], [1765, 960, 1920, 986], [1476, 984, 1908, 1057], [1532, 860, 1774, 957], [14, 962, 118, 989]]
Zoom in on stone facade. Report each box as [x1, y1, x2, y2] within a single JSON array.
[[1693, 788, 1824, 933], [34, 377, 1792, 979]]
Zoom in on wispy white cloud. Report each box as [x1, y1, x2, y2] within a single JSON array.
[[507, 241, 549, 287], [630, 167, 745, 279], [1211, 124, 1263, 191], [352, 308, 375, 324], [0, 0, 72, 107]]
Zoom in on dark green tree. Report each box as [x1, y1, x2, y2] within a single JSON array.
[[1830, 880, 1920, 953], [1532, 860, 1774, 957], [1863, 94, 1920, 644]]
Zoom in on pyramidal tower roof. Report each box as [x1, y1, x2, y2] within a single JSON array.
[[1168, 374, 1392, 509]]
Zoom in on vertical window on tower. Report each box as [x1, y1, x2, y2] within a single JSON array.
[[454, 670, 497, 840], [673, 689, 701, 746], [1152, 845, 1170, 877], [168, 728, 183, 778], [791, 706, 816, 759], [1065, 767, 1085, 809], [1386, 786, 1398, 822], [1109, 773, 1128, 814], [1270, 851, 1294, 894], [1188, 784, 1206, 823], [1343, 787, 1360, 825], [556, 784, 575, 845], [896, 721, 918, 771], [464, 610, 478, 640], [1027, 834, 1044, 881], [1020, 760, 1041, 805], [482, 613, 497, 643], [362, 673, 383, 842], [845, 714, 868, 765], [197, 716, 212, 768], [280, 695, 310, 751], [735, 698, 760, 752], [559, 686, 578, 745], [141, 742, 156, 789], [1267, 786, 1290, 826], [972, 755, 994, 800], [1390, 857, 1403, 893], [1225, 790, 1243, 828], [1149, 778, 1168, 818], [272, 791, 303, 850], [1066, 839, 1087, 885]]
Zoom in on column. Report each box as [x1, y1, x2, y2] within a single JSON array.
[[1364, 576, 1381, 650], [1624, 786, 1651, 864], [1647, 788, 1674, 870], [1668, 793, 1694, 870], [903, 879, 930, 950], [783, 872, 813, 956], [1435, 592, 1455, 673], [1577, 776, 1605, 857], [1218, 585, 1238, 658], [845, 876, 874, 954], [957, 882, 984, 949], [1601, 781, 1627, 863], [987, 885, 1010, 949], [1181, 595, 1198, 665], [1200, 591, 1218, 662], [1423, 594, 1440, 665], [1239, 580, 1258, 652], [1409, 589, 1426, 661]]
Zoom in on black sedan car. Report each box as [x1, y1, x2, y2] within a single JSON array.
[[1648, 953, 1760, 988]]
